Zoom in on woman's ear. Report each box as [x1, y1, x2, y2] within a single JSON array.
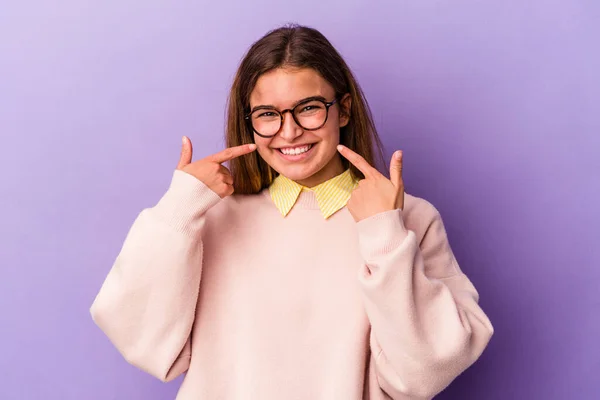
[[339, 93, 352, 127]]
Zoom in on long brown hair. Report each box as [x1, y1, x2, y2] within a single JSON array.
[[226, 24, 384, 194]]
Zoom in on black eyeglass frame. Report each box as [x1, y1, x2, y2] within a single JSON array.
[[244, 97, 338, 138]]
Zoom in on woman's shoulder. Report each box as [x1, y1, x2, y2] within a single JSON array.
[[404, 192, 440, 216], [401, 192, 446, 235]]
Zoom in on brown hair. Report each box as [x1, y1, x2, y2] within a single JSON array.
[[226, 24, 384, 194]]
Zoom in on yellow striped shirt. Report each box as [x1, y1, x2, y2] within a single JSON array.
[[268, 169, 359, 219]]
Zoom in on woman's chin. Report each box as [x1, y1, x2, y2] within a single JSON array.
[[270, 161, 318, 182], [277, 167, 317, 182], [267, 150, 342, 186]]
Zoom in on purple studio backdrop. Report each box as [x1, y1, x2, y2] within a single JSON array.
[[1, 1, 598, 399]]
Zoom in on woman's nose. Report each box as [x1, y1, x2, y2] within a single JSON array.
[[278, 111, 303, 141]]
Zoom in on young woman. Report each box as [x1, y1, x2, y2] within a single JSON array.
[[91, 25, 493, 400]]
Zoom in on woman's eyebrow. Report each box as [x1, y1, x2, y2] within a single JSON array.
[[250, 95, 327, 113]]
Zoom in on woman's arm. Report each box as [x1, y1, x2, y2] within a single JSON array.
[[357, 203, 494, 399], [90, 170, 221, 382]]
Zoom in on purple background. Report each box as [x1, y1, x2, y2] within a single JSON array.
[[1, 1, 598, 399]]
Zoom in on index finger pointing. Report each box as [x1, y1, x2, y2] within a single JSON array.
[[337, 145, 377, 179], [207, 144, 257, 164]]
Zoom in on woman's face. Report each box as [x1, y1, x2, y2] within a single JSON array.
[[249, 67, 350, 187]]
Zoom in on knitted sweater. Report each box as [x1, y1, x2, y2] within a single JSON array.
[[90, 169, 493, 400]]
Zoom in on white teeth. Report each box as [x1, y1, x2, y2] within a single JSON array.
[[280, 144, 311, 155]]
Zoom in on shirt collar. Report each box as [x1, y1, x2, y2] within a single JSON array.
[[268, 169, 358, 219]]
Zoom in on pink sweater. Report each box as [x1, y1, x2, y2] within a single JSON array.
[[90, 170, 493, 400]]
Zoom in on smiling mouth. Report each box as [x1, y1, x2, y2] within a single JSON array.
[[277, 143, 314, 156]]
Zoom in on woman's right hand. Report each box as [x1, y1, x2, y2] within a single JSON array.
[[176, 136, 257, 198]]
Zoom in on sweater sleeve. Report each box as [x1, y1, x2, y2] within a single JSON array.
[[356, 205, 494, 400], [90, 169, 221, 382]]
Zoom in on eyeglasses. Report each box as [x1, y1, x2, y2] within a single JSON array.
[[245, 97, 337, 138]]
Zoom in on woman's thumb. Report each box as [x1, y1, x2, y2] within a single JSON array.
[[177, 136, 193, 169]]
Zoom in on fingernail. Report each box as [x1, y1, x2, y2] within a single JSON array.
[[394, 150, 402, 159], [337, 145, 344, 151], [182, 136, 187, 144], [249, 144, 257, 150]]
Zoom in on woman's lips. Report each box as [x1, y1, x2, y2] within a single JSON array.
[[275, 143, 316, 161]]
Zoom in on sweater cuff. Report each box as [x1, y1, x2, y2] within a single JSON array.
[[152, 169, 222, 235], [355, 209, 409, 261]]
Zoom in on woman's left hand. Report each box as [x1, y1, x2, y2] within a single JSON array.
[[337, 145, 404, 222]]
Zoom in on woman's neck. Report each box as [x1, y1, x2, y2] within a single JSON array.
[[294, 154, 345, 188]]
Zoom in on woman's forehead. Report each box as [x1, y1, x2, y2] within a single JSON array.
[[250, 68, 334, 108]]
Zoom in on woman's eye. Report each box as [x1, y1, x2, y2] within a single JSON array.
[[300, 104, 324, 113], [258, 111, 277, 118]]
